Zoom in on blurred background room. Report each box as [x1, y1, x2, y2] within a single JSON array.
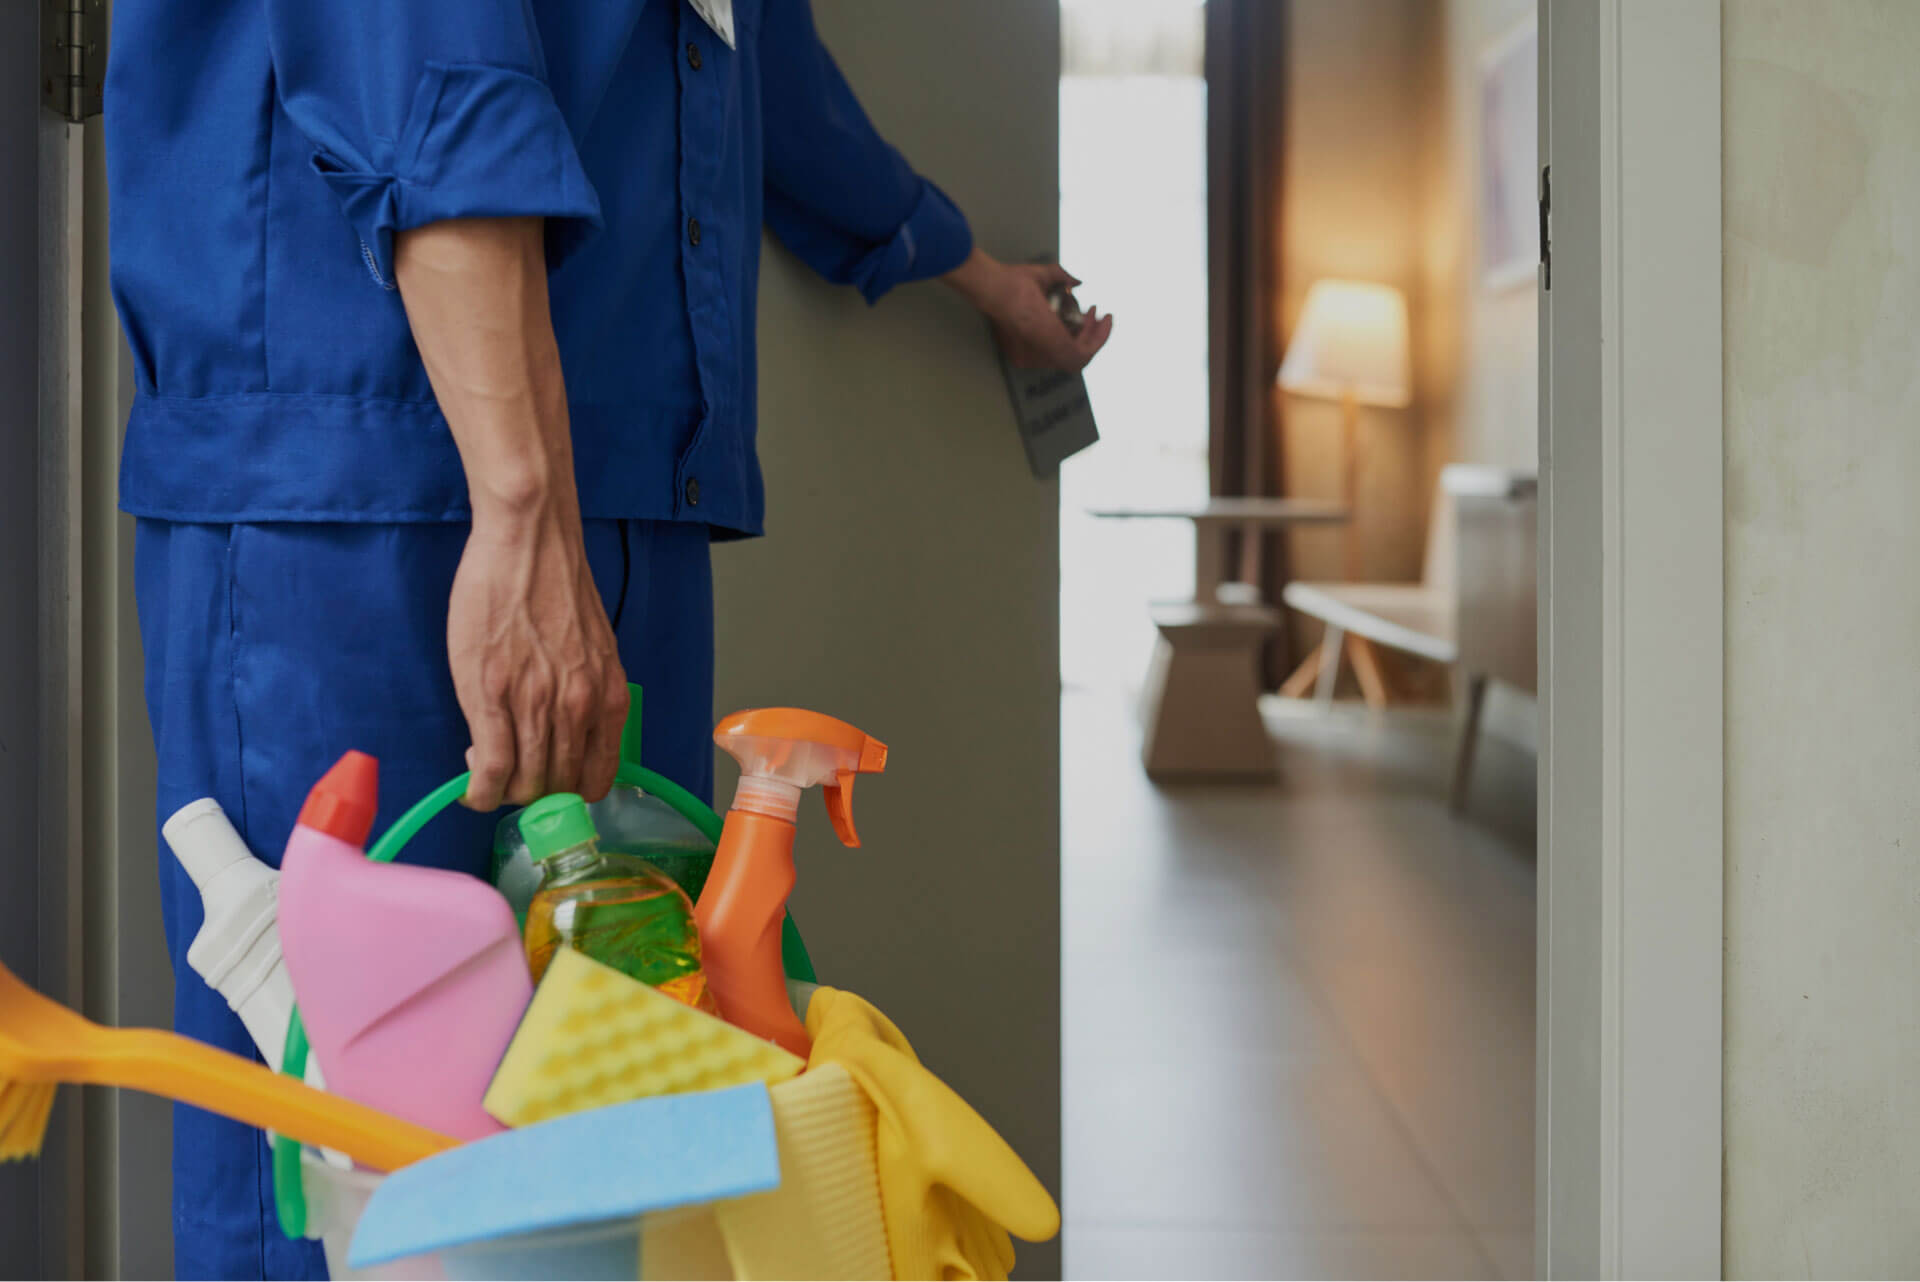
[[1058, 1, 1539, 1277]]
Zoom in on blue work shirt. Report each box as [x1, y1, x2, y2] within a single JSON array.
[[107, 0, 973, 537]]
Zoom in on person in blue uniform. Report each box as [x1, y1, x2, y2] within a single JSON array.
[[107, 1, 1111, 1276]]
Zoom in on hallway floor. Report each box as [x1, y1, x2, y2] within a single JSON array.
[[1062, 689, 1536, 1280]]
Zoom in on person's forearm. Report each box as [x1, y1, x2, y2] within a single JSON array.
[[393, 217, 576, 526], [940, 245, 1005, 311], [393, 216, 626, 810]]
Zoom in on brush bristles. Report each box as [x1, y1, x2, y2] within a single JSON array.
[[0, 1078, 57, 1161]]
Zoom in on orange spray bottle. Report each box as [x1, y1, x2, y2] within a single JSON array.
[[695, 708, 887, 1057]]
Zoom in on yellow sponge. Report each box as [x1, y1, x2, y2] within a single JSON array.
[[713, 1062, 891, 1280], [482, 947, 804, 1128]]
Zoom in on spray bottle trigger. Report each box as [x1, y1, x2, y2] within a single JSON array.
[[824, 770, 860, 847]]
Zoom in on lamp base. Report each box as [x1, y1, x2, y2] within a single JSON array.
[[1342, 389, 1364, 581]]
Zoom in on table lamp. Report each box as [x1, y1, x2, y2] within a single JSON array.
[[1276, 278, 1411, 578]]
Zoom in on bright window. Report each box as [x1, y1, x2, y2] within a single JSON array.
[[1058, 0, 1210, 691]]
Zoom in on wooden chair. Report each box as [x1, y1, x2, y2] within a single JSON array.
[[1278, 465, 1537, 808]]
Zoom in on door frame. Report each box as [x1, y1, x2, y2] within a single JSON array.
[[30, 92, 88, 1282], [1537, 0, 1723, 1276], [33, 8, 171, 1272]]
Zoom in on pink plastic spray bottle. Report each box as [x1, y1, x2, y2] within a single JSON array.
[[277, 751, 530, 1141], [695, 709, 888, 1058]]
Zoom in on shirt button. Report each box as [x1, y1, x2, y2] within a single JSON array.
[[685, 477, 702, 507], [687, 42, 702, 70], [687, 217, 701, 246]]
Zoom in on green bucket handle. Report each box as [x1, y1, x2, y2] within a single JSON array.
[[271, 758, 817, 1239]]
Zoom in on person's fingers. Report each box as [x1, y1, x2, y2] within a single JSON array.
[[579, 670, 627, 803], [1037, 262, 1080, 290], [1059, 310, 1105, 364], [504, 668, 554, 804], [462, 686, 517, 811], [543, 664, 594, 798], [1017, 324, 1075, 369], [1075, 312, 1115, 365], [1020, 301, 1080, 363], [1037, 336, 1080, 368], [578, 717, 615, 804]]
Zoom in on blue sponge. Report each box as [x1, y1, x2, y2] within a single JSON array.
[[348, 1083, 781, 1268]]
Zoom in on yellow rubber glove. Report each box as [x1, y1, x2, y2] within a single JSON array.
[[803, 987, 1060, 1281]]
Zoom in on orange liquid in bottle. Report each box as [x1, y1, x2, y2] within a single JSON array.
[[524, 871, 717, 1014]]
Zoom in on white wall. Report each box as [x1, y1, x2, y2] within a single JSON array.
[[1723, 2, 1920, 1272], [1417, 0, 1537, 479], [1417, 0, 1538, 748], [713, 3, 1062, 1277]]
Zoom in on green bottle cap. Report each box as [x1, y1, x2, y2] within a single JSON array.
[[520, 793, 598, 860]]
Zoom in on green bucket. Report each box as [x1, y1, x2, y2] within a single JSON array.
[[270, 697, 815, 1240]]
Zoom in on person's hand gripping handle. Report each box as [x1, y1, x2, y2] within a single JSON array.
[[394, 217, 629, 810]]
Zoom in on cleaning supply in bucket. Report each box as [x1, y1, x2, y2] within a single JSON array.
[[494, 786, 720, 925], [696, 708, 887, 1057], [519, 793, 715, 1012], [491, 685, 720, 924], [348, 1082, 782, 1278], [708, 1062, 892, 1281], [163, 798, 321, 1083], [483, 946, 802, 1128], [278, 751, 531, 1141], [803, 985, 1061, 1280], [0, 953, 455, 1169], [298, 1150, 447, 1282]]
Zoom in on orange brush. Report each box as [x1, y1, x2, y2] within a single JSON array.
[[0, 956, 454, 1170]]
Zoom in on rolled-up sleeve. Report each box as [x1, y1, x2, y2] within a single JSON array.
[[266, 2, 602, 288], [759, 0, 973, 305]]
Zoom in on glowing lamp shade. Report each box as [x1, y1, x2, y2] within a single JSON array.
[[1276, 280, 1411, 409]]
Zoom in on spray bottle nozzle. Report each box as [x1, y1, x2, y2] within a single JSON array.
[[713, 708, 887, 845]]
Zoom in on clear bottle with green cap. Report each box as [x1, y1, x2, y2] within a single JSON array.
[[490, 685, 720, 927], [519, 793, 716, 1013]]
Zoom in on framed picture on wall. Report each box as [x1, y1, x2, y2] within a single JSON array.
[[1479, 16, 1538, 291]]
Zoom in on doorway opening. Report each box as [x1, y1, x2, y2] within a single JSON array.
[[1058, 3, 1538, 1277]]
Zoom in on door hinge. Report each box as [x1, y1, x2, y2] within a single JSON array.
[[42, 0, 106, 123], [1539, 164, 1552, 292]]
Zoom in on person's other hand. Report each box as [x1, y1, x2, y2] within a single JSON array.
[[447, 503, 628, 811], [945, 249, 1114, 371]]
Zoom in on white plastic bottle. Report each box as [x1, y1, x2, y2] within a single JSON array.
[[163, 798, 321, 1085]]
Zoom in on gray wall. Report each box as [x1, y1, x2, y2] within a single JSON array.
[[713, 2, 1063, 1277], [1723, 2, 1920, 1272]]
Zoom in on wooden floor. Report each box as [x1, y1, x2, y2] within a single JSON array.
[[1063, 690, 1537, 1280]]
